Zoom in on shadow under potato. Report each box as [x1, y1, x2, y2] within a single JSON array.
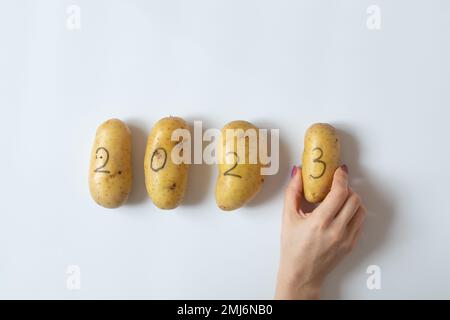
[[321, 124, 396, 299], [126, 120, 149, 206], [182, 117, 214, 206], [238, 119, 290, 210], [183, 163, 214, 206], [248, 136, 292, 209]]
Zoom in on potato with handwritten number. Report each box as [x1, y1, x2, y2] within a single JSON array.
[[302, 123, 340, 204], [144, 117, 190, 210], [89, 119, 132, 209], [215, 120, 264, 211]]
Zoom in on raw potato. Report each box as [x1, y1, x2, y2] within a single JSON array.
[[215, 120, 264, 211], [89, 119, 132, 208], [302, 123, 340, 203], [144, 117, 190, 210]]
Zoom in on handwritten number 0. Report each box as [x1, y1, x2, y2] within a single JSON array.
[[309, 147, 326, 179], [151, 148, 168, 172]]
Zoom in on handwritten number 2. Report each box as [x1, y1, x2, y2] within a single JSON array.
[[94, 147, 110, 174], [224, 152, 242, 178], [309, 147, 326, 179]]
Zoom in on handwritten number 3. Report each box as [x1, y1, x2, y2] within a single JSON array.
[[310, 147, 326, 179], [94, 147, 111, 174], [224, 152, 242, 178]]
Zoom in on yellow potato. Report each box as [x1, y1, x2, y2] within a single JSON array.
[[89, 119, 132, 208], [144, 116, 190, 210], [302, 123, 340, 203], [215, 120, 264, 211]]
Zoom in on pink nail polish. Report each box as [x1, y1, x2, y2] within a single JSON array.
[[291, 166, 298, 178], [341, 164, 348, 174]]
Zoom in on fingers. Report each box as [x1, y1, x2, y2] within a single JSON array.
[[351, 224, 363, 249], [316, 166, 349, 222], [346, 206, 366, 247], [333, 190, 362, 230], [284, 166, 303, 216], [336, 206, 366, 254]]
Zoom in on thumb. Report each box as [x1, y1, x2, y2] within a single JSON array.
[[284, 166, 303, 215]]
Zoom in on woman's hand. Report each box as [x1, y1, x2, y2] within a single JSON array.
[[275, 166, 366, 300]]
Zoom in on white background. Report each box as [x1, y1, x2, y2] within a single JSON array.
[[1, 0, 449, 299]]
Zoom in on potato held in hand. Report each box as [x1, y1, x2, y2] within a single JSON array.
[[89, 119, 132, 208], [302, 123, 340, 204], [215, 121, 264, 211], [144, 117, 190, 210]]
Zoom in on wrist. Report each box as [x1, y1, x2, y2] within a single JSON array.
[[276, 280, 321, 300], [275, 268, 322, 300]]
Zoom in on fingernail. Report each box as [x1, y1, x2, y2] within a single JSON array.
[[341, 164, 348, 174], [291, 166, 298, 178]]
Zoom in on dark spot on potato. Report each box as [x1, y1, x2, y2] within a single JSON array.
[[169, 183, 176, 191]]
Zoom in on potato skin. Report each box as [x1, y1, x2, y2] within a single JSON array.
[[215, 120, 264, 211], [144, 117, 190, 210], [89, 119, 132, 208], [302, 123, 340, 204]]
